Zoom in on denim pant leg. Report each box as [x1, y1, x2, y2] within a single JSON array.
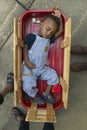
[[19, 120, 29, 130], [22, 74, 38, 97], [43, 123, 55, 130]]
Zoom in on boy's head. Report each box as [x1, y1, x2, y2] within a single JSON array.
[[39, 14, 61, 39]]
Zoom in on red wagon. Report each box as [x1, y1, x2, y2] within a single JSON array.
[[14, 9, 71, 123]]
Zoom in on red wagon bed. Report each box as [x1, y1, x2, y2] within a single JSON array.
[[14, 9, 71, 123]]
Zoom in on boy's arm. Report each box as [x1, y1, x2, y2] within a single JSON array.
[[52, 7, 63, 39], [55, 17, 63, 38], [23, 44, 36, 68]]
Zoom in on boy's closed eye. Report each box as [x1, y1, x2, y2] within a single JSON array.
[[46, 27, 54, 35]]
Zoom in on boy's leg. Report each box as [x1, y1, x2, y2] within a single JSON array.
[[40, 66, 59, 104], [40, 67, 59, 103], [43, 123, 55, 130], [22, 75, 45, 105], [22, 74, 38, 98], [40, 67, 59, 90]]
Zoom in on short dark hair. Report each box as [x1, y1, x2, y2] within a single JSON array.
[[42, 13, 61, 31]]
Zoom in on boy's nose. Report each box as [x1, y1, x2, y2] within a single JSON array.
[[47, 31, 51, 36]]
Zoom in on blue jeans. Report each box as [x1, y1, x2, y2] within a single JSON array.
[[19, 121, 54, 130]]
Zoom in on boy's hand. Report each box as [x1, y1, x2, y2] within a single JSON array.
[[26, 61, 36, 69], [52, 7, 62, 18]]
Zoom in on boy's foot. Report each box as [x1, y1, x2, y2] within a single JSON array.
[[71, 45, 87, 55], [71, 62, 87, 72], [42, 92, 55, 104], [33, 93, 45, 106], [11, 107, 25, 122]]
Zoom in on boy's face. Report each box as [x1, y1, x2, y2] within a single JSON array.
[[39, 18, 58, 39]]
